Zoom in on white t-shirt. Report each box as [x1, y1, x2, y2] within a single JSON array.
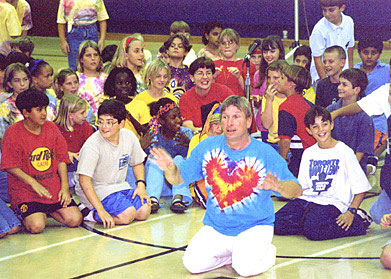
[[309, 13, 355, 82], [298, 142, 371, 213], [75, 129, 146, 209], [357, 83, 391, 118]]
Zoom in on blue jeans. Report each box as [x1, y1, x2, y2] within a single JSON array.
[[274, 198, 366, 240], [145, 156, 192, 204], [369, 190, 391, 224], [0, 170, 9, 203], [66, 24, 99, 70]]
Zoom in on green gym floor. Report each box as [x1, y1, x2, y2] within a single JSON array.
[[1, 36, 390, 279]]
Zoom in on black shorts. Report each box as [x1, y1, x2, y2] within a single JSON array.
[[16, 199, 78, 219]]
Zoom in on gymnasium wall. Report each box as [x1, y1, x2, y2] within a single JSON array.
[[30, 0, 391, 41]]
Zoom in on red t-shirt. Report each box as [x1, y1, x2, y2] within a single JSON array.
[[278, 94, 316, 149], [56, 120, 94, 153], [179, 83, 234, 128], [1, 121, 70, 208], [214, 59, 256, 96]]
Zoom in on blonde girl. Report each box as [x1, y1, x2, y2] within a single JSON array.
[[77, 40, 106, 114], [133, 59, 177, 121], [112, 36, 146, 94], [54, 68, 96, 125], [54, 94, 93, 187]]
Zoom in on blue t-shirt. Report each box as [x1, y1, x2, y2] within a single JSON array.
[[354, 61, 390, 134], [179, 134, 297, 236], [327, 99, 374, 172]]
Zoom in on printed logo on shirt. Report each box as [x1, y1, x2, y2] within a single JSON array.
[[309, 159, 340, 194], [204, 149, 266, 211], [119, 154, 129, 170], [29, 147, 54, 172]]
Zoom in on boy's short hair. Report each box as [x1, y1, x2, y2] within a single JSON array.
[[320, 0, 346, 7], [218, 28, 240, 45], [16, 88, 49, 113], [189, 57, 216, 75], [10, 37, 35, 56], [98, 99, 127, 123], [304, 105, 332, 128], [164, 34, 192, 53], [266, 60, 289, 75], [357, 36, 383, 53], [340, 68, 368, 99], [220, 95, 252, 120], [324, 45, 346, 60], [170, 21, 190, 34], [281, 64, 312, 94]]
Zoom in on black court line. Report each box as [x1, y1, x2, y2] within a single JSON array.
[[70, 246, 186, 279], [277, 255, 380, 260], [81, 222, 183, 250]]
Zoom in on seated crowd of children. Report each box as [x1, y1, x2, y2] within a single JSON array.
[[1, 0, 391, 274]]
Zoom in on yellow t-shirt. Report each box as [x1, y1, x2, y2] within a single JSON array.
[[303, 86, 316, 104], [261, 94, 286, 143], [124, 99, 150, 138], [133, 90, 178, 121], [0, 2, 21, 55]]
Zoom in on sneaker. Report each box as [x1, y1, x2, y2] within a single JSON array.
[[356, 208, 373, 229], [367, 156, 378, 175]]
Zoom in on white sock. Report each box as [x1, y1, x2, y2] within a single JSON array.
[[84, 210, 96, 222]]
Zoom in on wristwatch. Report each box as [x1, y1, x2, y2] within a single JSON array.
[[347, 208, 357, 215]]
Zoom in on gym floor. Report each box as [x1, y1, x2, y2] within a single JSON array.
[[1, 36, 390, 279]]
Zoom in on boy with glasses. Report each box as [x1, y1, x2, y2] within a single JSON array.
[[75, 99, 151, 228]]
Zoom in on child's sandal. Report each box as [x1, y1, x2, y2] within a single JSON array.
[[170, 198, 188, 214], [150, 197, 160, 214]]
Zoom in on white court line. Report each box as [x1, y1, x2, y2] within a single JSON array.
[[272, 232, 389, 270], [0, 208, 199, 263]]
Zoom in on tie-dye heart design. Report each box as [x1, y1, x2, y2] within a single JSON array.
[[205, 151, 262, 209]]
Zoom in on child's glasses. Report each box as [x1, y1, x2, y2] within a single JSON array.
[[194, 71, 213, 78], [220, 40, 235, 47], [97, 119, 118, 127]]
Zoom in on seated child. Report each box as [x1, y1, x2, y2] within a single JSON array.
[[327, 68, 374, 173], [77, 40, 107, 114], [315, 45, 346, 107], [0, 198, 21, 238], [248, 39, 262, 71], [31, 60, 57, 121], [169, 21, 197, 66], [75, 99, 150, 228], [274, 106, 372, 240], [198, 21, 223, 61], [293, 45, 316, 104], [144, 98, 193, 213], [214, 28, 256, 97], [187, 102, 222, 208], [278, 65, 316, 177], [354, 35, 390, 168], [163, 34, 194, 100], [259, 60, 288, 151], [54, 94, 93, 188], [1, 89, 82, 234], [380, 214, 391, 269], [10, 37, 34, 57], [159, 45, 170, 65], [53, 68, 96, 126], [103, 66, 149, 138]]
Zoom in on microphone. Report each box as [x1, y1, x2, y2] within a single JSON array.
[[244, 40, 261, 61]]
